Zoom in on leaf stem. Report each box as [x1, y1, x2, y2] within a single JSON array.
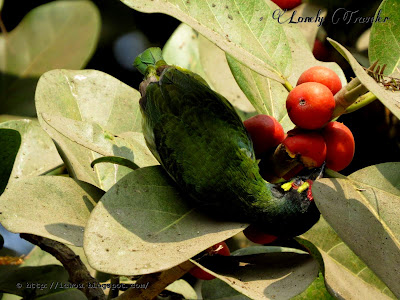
[[283, 79, 293, 92], [115, 260, 194, 300], [20, 234, 105, 300], [332, 77, 369, 118], [345, 92, 377, 114]]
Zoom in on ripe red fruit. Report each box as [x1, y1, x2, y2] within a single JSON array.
[[243, 225, 278, 244], [189, 242, 230, 280], [312, 39, 330, 61], [243, 115, 285, 156], [297, 66, 342, 95], [271, 0, 302, 10], [322, 122, 355, 171], [286, 82, 335, 130], [283, 129, 327, 168]]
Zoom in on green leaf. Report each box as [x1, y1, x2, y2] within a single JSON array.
[[369, 0, 400, 74], [0, 129, 20, 195], [165, 280, 197, 300], [84, 166, 247, 275], [163, 23, 255, 113], [226, 23, 345, 131], [197, 35, 255, 113], [0, 120, 63, 185], [227, 56, 294, 131], [0, 176, 104, 246], [0, 265, 68, 297], [282, 4, 327, 49], [120, 0, 293, 82], [200, 246, 319, 300], [163, 23, 209, 81], [291, 272, 335, 300], [313, 163, 400, 297], [35, 69, 143, 190], [0, 0, 3, 12], [40, 114, 158, 190], [302, 216, 397, 298], [329, 38, 400, 119], [0, 1, 100, 116]]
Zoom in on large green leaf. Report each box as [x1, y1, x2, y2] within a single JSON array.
[[288, 4, 327, 49], [120, 0, 293, 82], [329, 38, 400, 119], [200, 246, 319, 300], [84, 166, 247, 275], [312, 159, 400, 299], [300, 218, 395, 299], [369, 0, 400, 75], [0, 120, 63, 185], [0, 129, 20, 195], [0, 176, 104, 246], [0, 1, 100, 116], [291, 272, 335, 300], [163, 23, 255, 113], [227, 57, 294, 131], [227, 22, 345, 131], [197, 35, 254, 112], [41, 114, 158, 190], [35, 69, 142, 190], [163, 23, 209, 82]]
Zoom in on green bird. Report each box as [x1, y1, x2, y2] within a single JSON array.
[[134, 47, 321, 237]]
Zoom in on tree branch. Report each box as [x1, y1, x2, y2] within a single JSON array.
[[20, 234, 106, 300], [115, 260, 195, 300]]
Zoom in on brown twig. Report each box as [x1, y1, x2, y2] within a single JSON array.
[[363, 61, 400, 91], [115, 260, 195, 300], [20, 234, 106, 300]]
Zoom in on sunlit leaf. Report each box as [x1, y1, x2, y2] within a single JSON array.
[[163, 23, 209, 81], [0, 176, 104, 246], [227, 22, 345, 131], [120, 0, 294, 82], [369, 0, 400, 74], [197, 35, 254, 113], [35, 69, 142, 190], [0, 1, 100, 116], [0, 120, 63, 186], [84, 166, 246, 275], [302, 214, 397, 298], [200, 246, 319, 300], [329, 38, 400, 119]]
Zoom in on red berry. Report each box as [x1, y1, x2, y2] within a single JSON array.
[[189, 242, 230, 280], [243, 115, 285, 156], [286, 82, 335, 130], [283, 129, 327, 168], [322, 122, 355, 171], [312, 39, 330, 62], [244, 225, 278, 244], [271, 0, 302, 10], [297, 66, 342, 95]]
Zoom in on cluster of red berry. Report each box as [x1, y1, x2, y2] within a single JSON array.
[[241, 66, 355, 244], [190, 67, 355, 280]]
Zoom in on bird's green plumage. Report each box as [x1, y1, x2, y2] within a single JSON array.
[[136, 48, 320, 237]]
